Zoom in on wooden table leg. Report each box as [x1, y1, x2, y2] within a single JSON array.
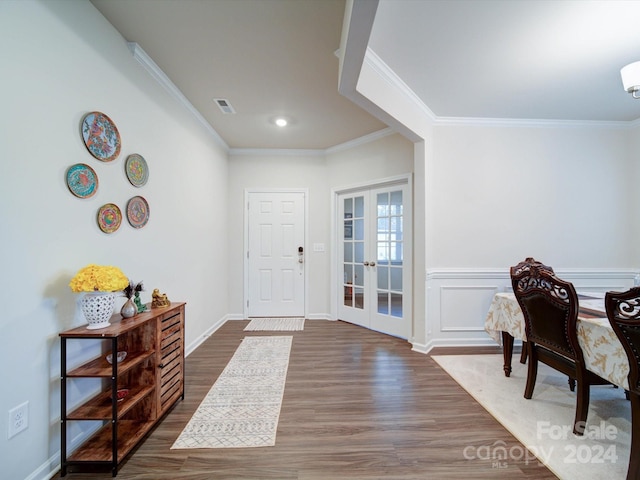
[[628, 393, 640, 480], [501, 331, 514, 377], [520, 342, 528, 364]]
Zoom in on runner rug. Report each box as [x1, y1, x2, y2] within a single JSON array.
[[171, 335, 292, 449], [244, 317, 305, 331], [433, 354, 630, 480]]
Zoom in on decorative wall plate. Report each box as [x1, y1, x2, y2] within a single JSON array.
[[97, 203, 122, 233], [81, 111, 121, 162], [66, 163, 98, 198], [126, 196, 150, 229], [125, 154, 149, 187]]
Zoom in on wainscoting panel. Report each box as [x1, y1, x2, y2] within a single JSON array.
[[439, 285, 500, 332], [423, 268, 639, 352]]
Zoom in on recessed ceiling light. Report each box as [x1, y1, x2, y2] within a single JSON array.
[[269, 115, 294, 128]]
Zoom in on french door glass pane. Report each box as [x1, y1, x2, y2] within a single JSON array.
[[391, 293, 402, 317], [343, 195, 365, 309], [378, 292, 389, 314], [355, 196, 364, 217], [377, 266, 388, 290], [390, 267, 402, 291], [376, 190, 403, 317], [344, 242, 353, 262]]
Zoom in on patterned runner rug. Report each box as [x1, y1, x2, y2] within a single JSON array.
[[171, 336, 292, 449], [244, 317, 305, 331], [433, 354, 630, 480]]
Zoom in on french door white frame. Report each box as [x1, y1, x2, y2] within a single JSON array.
[[243, 188, 309, 320], [331, 174, 413, 337]]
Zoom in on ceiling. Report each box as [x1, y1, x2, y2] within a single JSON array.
[[90, 0, 640, 151]]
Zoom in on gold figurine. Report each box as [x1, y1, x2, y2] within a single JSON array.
[[151, 288, 171, 308]]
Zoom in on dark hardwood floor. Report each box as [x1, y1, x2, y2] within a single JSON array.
[[55, 319, 557, 479]]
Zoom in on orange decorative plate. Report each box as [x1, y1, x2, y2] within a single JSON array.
[[81, 111, 121, 162], [97, 203, 122, 233]]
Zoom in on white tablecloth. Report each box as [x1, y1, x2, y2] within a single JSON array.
[[484, 292, 629, 389]]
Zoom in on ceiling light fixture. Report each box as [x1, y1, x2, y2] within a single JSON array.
[[621, 61, 640, 99], [274, 117, 288, 127]]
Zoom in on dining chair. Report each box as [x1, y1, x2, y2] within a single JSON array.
[[605, 287, 640, 480], [510, 257, 555, 365], [510, 257, 612, 435]]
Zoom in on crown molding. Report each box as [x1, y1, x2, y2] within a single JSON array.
[[364, 47, 637, 130], [434, 116, 633, 129], [325, 127, 396, 154], [228, 148, 325, 157], [364, 48, 437, 122], [128, 42, 396, 157], [127, 42, 229, 151]]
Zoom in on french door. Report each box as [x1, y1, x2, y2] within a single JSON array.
[[337, 181, 411, 339]]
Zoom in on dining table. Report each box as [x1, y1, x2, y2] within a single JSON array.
[[484, 291, 630, 389]]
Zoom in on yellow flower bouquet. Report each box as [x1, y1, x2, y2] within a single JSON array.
[[69, 264, 129, 292]]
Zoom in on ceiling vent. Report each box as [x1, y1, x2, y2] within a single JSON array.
[[214, 98, 236, 114]]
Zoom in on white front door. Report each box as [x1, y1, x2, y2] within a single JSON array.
[[337, 181, 411, 339], [246, 191, 305, 317]]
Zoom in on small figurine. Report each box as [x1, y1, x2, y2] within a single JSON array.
[[151, 288, 171, 308], [134, 290, 145, 313]]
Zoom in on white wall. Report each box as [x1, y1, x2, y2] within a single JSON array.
[[422, 122, 639, 350], [227, 153, 330, 318], [0, 2, 229, 479], [227, 133, 414, 321], [326, 132, 414, 186], [6, 1, 640, 478], [427, 124, 634, 268]]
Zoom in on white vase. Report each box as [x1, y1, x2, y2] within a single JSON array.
[[120, 298, 137, 318], [81, 291, 116, 329]]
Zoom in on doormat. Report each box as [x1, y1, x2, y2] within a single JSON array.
[[171, 336, 293, 449], [244, 317, 305, 331]]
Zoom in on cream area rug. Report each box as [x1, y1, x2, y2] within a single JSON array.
[[433, 354, 631, 480], [171, 336, 292, 449], [244, 317, 305, 331]]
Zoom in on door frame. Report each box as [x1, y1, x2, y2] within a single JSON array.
[[331, 174, 413, 335], [243, 188, 309, 319]]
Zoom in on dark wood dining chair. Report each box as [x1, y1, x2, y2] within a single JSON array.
[[511, 257, 555, 365], [605, 287, 640, 480], [510, 257, 612, 435]]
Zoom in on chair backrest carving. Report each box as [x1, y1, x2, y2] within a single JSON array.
[[510, 257, 554, 278], [510, 258, 580, 361], [605, 287, 640, 393]]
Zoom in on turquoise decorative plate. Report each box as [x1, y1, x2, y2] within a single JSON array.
[[125, 154, 148, 187], [81, 111, 121, 162], [126, 196, 149, 229], [97, 203, 122, 233], [66, 163, 98, 198]]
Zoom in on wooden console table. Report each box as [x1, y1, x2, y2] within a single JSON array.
[[59, 302, 185, 477]]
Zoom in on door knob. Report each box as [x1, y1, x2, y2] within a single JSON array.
[[364, 261, 370, 266], [370, 261, 376, 267]]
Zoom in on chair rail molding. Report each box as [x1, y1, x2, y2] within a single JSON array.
[[422, 267, 640, 352]]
